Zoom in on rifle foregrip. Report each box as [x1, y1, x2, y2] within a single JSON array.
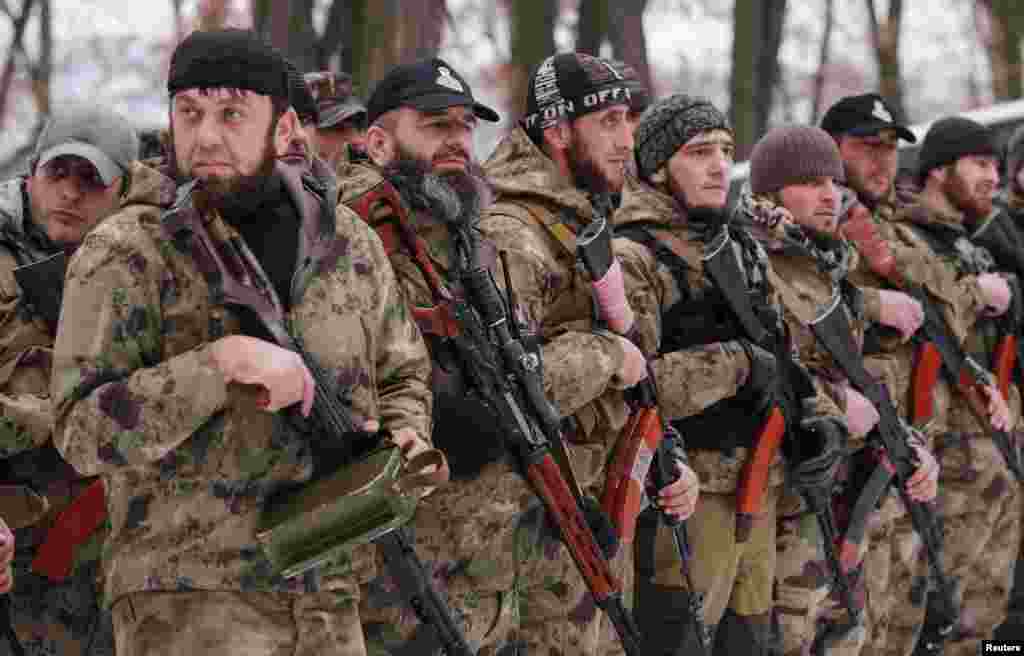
[[526, 454, 619, 601], [735, 406, 786, 543], [462, 265, 507, 327], [911, 342, 942, 424], [995, 335, 1018, 401], [602, 407, 662, 542]]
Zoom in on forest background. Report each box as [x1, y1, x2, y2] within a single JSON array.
[[1, 0, 1022, 174]]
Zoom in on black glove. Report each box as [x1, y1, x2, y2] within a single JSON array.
[[790, 415, 847, 507]]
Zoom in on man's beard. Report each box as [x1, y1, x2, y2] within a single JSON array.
[[387, 143, 489, 227], [568, 140, 615, 197], [168, 129, 278, 214], [845, 166, 887, 210], [944, 170, 993, 221]]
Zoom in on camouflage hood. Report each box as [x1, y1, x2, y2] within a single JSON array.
[[0, 177, 63, 264], [892, 189, 970, 239], [612, 175, 683, 230], [484, 126, 598, 223]]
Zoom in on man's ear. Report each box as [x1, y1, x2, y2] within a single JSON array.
[[365, 124, 395, 167], [543, 121, 572, 153], [927, 165, 948, 189], [273, 108, 299, 155]]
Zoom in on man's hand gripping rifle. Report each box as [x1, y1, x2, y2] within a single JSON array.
[[576, 216, 711, 653], [808, 292, 958, 654], [446, 219, 646, 656]]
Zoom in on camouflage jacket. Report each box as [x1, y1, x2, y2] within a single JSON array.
[[0, 178, 65, 460], [843, 190, 951, 423], [0, 177, 114, 655], [0, 177, 99, 538], [480, 126, 629, 447], [888, 193, 990, 345], [51, 158, 432, 605], [613, 179, 839, 492], [746, 195, 873, 447]]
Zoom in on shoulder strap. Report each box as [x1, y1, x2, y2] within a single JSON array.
[[614, 223, 693, 302], [490, 199, 580, 257], [347, 180, 460, 338]]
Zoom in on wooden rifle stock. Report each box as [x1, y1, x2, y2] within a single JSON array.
[[735, 406, 786, 543], [601, 406, 662, 543], [911, 342, 943, 424], [994, 334, 1018, 401]]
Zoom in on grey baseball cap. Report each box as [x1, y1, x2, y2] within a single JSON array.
[[34, 106, 139, 185]]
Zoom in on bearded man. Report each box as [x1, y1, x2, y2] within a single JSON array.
[[50, 29, 433, 656]]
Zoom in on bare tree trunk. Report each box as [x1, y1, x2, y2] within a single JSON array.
[[508, 0, 558, 118], [755, 0, 786, 140], [609, 0, 652, 94], [810, 0, 834, 124], [577, 0, 653, 98], [866, 0, 906, 120], [31, 0, 51, 116], [0, 0, 38, 128], [197, 0, 229, 30], [731, 0, 786, 159], [577, 0, 610, 56], [730, 0, 758, 159], [982, 0, 1024, 101], [170, 0, 184, 42]]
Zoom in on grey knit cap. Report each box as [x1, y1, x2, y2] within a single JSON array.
[[749, 125, 845, 195], [634, 94, 731, 181]]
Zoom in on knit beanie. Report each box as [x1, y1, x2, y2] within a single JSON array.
[[917, 116, 997, 184], [634, 94, 731, 182], [749, 125, 845, 195], [522, 52, 632, 143], [168, 29, 291, 101]]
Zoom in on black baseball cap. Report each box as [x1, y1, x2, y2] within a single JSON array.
[[821, 93, 916, 143], [366, 58, 499, 126]]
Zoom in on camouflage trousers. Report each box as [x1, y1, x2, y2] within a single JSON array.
[[775, 478, 870, 656], [862, 494, 929, 656], [359, 460, 606, 655], [111, 588, 365, 655], [5, 526, 114, 656], [907, 432, 1021, 656]]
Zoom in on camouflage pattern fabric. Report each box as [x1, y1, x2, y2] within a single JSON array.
[[110, 588, 365, 656], [338, 160, 614, 655], [0, 177, 114, 655], [611, 178, 841, 654], [885, 194, 1021, 656], [475, 126, 643, 654], [844, 196, 949, 656], [747, 193, 878, 656], [50, 158, 432, 655]]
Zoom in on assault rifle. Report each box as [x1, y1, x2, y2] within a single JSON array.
[[702, 225, 788, 542], [895, 274, 1024, 482], [347, 177, 645, 653], [702, 221, 861, 651], [445, 221, 646, 655], [165, 184, 474, 656], [576, 216, 711, 653], [808, 292, 959, 654]]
